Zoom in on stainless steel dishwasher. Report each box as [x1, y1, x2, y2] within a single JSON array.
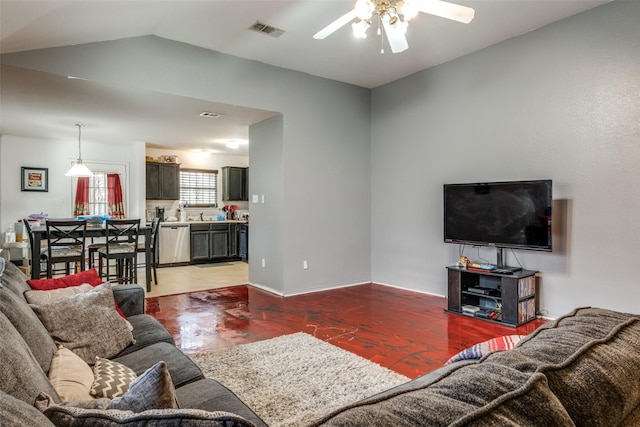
[[158, 223, 190, 265]]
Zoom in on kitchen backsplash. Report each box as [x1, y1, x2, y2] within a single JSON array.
[[145, 200, 248, 222]]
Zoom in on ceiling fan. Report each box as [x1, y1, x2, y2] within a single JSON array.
[[313, 0, 475, 54]]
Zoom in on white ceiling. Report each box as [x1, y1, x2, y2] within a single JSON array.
[[0, 0, 610, 153]]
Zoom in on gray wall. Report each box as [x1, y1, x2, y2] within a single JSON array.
[[1, 36, 372, 296], [370, 1, 640, 318], [249, 115, 285, 292]]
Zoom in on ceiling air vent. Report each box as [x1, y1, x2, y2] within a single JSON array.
[[200, 112, 224, 119], [248, 21, 285, 38]]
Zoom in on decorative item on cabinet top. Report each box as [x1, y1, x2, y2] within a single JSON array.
[[145, 155, 179, 163], [160, 155, 178, 163]]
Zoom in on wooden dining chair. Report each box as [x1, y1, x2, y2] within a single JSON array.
[[45, 219, 88, 278], [136, 217, 160, 285], [97, 219, 140, 284]]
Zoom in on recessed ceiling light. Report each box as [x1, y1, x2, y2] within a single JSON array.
[[200, 111, 225, 118]]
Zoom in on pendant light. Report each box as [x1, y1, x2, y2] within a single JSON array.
[[65, 123, 93, 177]]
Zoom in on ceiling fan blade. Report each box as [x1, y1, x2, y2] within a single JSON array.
[[381, 16, 409, 54], [313, 9, 358, 39], [416, 0, 475, 24]]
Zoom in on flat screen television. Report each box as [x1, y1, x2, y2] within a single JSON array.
[[443, 180, 552, 253]]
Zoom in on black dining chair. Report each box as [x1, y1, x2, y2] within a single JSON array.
[[44, 219, 88, 278], [97, 219, 140, 284], [136, 217, 160, 285], [22, 218, 49, 277]]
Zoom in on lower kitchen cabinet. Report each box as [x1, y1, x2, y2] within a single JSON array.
[[238, 223, 248, 261], [190, 223, 240, 263]]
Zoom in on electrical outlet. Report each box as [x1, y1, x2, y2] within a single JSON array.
[[303, 260, 308, 270], [261, 258, 266, 268]]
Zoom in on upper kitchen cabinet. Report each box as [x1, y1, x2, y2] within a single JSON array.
[[221, 166, 248, 201], [146, 162, 180, 200]]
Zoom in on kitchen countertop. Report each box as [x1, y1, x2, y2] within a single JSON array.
[[160, 220, 248, 225]]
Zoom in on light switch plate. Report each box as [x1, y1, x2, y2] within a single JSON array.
[[252, 194, 259, 203]]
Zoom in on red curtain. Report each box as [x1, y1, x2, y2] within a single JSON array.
[[73, 177, 90, 216], [107, 173, 125, 219]]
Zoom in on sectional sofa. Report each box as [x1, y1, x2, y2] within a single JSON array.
[[0, 258, 266, 426]]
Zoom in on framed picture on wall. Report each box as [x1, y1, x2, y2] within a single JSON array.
[[21, 167, 48, 192]]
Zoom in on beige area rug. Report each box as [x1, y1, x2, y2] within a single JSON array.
[[141, 262, 248, 298], [190, 332, 410, 427]]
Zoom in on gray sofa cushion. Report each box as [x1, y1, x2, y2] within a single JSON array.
[[112, 283, 146, 317], [176, 379, 268, 427], [505, 307, 640, 426], [0, 259, 32, 297], [40, 406, 256, 426], [112, 341, 204, 388], [0, 285, 57, 373], [0, 310, 60, 405], [116, 314, 175, 357], [313, 361, 573, 426], [0, 390, 54, 427]]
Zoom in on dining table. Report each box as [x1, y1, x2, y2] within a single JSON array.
[[28, 221, 153, 292]]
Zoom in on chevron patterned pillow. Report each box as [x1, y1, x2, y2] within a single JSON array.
[[90, 357, 137, 399]]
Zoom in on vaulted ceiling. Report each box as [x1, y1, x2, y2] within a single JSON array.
[[0, 0, 610, 152]]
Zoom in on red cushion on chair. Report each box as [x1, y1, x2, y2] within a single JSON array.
[[26, 269, 128, 320], [27, 269, 103, 290]]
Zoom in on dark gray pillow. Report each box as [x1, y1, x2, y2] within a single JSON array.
[[109, 361, 178, 412], [30, 282, 134, 364]]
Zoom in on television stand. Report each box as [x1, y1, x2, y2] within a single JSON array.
[[446, 266, 538, 327], [494, 247, 521, 272]]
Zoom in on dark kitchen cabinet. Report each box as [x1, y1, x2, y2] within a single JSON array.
[[146, 162, 180, 200], [190, 225, 210, 261], [228, 223, 238, 257], [210, 224, 229, 259], [238, 223, 248, 261], [221, 167, 248, 201], [190, 223, 239, 262]]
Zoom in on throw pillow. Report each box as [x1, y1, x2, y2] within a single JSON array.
[[444, 334, 525, 365], [24, 283, 94, 305], [0, 257, 5, 279], [27, 268, 103, 290], [25, 283, 132, 327], [30, 282, 135, 364], [25, 270, 129, 321], [109, 361, 178, 412], [91, 357, 137, 399], [48, 346, 95, 402]]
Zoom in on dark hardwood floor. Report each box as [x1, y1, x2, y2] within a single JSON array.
[[146, 283, 545, 379]]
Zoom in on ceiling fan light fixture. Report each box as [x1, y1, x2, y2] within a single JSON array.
[[355, 0, 374, 20], [398, 0, 419, 20], [314, 0, 475, 53], [352, 19, 370, 38], [65, 123, 93, 177]]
